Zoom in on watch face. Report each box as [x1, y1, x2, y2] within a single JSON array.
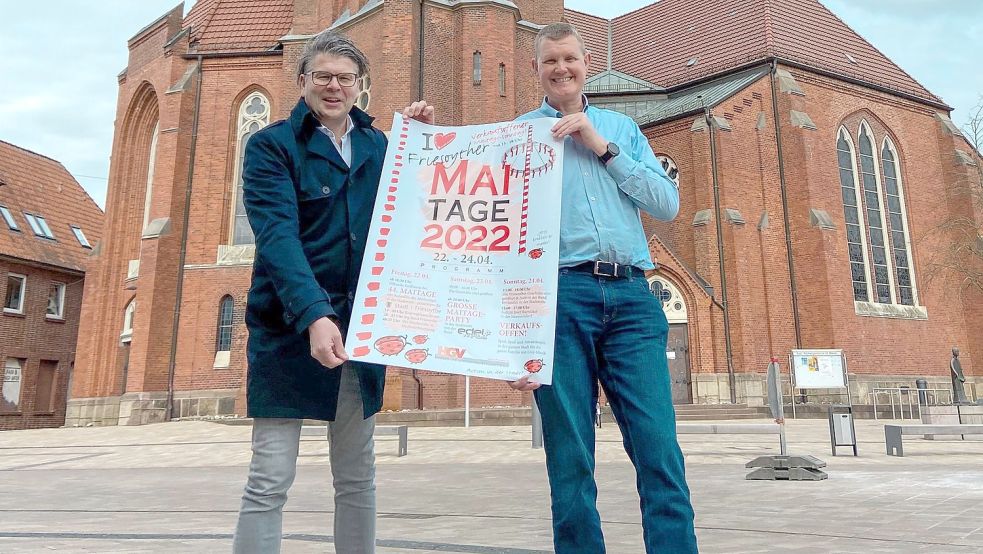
[[608, 143, 620, 156]]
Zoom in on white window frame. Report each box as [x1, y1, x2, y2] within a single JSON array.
[[0, 205, 18, 231], [881, 137, 919, 306], [35, 215, 55, 239], [23, 212, 44, 236], [4, 273, 27, 314], [120, 299, 136, 343], [46, 281, 66, 320], [230, 92, 271, 246], [144, 122, 160, 231], [71, 225, 92, 248], [647, 276, 689, 324], [837, 127, 874, 302], [858, 120, 897, 304]]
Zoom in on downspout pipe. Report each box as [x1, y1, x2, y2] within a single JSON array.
[[706, 107, 738, 404], [768, 59, 803, 349], [417, 0, 426, 103], [166, 56, 204, 420]]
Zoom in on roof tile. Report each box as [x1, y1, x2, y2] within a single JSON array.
[[184, 0, 292, 53], [565, 0, 942, 106], [0, 141, 104, 273]]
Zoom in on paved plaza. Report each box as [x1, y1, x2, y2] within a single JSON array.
[[1, 416, 982, 553]]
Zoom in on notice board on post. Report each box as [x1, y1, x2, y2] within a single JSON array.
[[789, 349, 851, 419], [790, 349, 847, 389]]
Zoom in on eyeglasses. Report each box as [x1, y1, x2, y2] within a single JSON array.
[[308, 71, 358, 87]]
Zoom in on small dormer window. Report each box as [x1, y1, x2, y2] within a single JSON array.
[[36, 216, 55, 239], [23, 212, 55, 239], [71, 225, 92, 248], [23, 213, 43, 236], [0, 205, 18, 231]]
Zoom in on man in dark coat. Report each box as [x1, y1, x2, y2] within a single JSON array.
[[232, 31, 410, 554]]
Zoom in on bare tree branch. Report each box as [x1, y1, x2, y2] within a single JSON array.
[[921, 95, 983, 295]]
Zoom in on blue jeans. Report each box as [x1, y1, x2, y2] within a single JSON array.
[[535, 270, 698, 553]]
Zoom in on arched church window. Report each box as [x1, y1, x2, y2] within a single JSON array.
[[837, 121, 919, 308], [216, 296, 234, 352], [881, 138, 917, 306], [230, 92, 271, 246], [648, 276, 688, 323], [837, 127, 871, 302], [857, 121, 894, 304], [143, 122, 159, 231], [656, 155, 679, 188], [355, 74, 371, 111]]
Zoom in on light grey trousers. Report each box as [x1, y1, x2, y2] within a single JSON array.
[[232, 365, 376, 553]]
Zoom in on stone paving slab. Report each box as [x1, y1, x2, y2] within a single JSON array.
[[1, 418, 982, 552]]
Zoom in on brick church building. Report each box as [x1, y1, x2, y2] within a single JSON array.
[[67, 0, 982, 426]]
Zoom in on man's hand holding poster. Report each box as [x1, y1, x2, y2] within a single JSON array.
[[347, 114, 564, 384]]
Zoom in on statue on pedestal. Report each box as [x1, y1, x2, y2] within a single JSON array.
[[950, 347, 970, 405]]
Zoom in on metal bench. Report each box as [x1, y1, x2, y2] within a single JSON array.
[[676, 423, 787, 455], [301, 424, 408, 457], [884, 424, 983, 456]]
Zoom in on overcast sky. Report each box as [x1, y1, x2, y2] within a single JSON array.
[[0, 0, 979, 208]]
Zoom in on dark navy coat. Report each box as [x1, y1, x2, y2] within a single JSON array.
[[242, 99, 387, 421]]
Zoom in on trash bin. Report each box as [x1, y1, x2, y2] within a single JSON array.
[[832, 413, 854, 444], [827, 404, 858, 456], [915, 378, 928, 405]]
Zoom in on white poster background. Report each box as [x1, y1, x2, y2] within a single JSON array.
[[347, 114, 564, 384], [2, 359, 22, 412], [791, 349, 847, 389]]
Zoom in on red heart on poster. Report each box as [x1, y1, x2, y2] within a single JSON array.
[[435, 132, 456, 150]]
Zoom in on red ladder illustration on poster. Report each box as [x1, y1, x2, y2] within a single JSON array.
[[347, 114, 564, 384]]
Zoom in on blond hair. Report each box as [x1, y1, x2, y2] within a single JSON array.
[[534, 22, 587, 58]]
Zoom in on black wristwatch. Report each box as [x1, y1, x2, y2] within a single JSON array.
[[598, 142, 620, 164]]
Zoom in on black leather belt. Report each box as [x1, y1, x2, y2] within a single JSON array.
[[566, 261, 640, 279]]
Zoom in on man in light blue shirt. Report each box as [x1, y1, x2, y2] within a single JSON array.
[[402, 22, 696, 553], [510, 22, 697, 554]]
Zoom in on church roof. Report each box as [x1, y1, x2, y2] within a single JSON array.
[[635, 67, 771, 127], [183, 0, 293, 53], [0, 141, 104, 273], [565, 0, 944, 107]]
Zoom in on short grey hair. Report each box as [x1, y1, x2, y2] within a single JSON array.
[[534, 23, 587, 58], [297, 30, 369, 77]]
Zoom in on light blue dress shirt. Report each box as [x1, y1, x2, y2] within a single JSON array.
[[517, 97, 679, 270]]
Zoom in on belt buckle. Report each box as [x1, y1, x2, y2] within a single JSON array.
[[593, 260, 619, 278]]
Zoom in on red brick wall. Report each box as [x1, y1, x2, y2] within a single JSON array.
[[71, 6, 979, 421], [640, 66, 976, 384], [1, 260, 85, 429]]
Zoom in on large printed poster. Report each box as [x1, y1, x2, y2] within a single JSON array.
[[347, 114, 564, 384]]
